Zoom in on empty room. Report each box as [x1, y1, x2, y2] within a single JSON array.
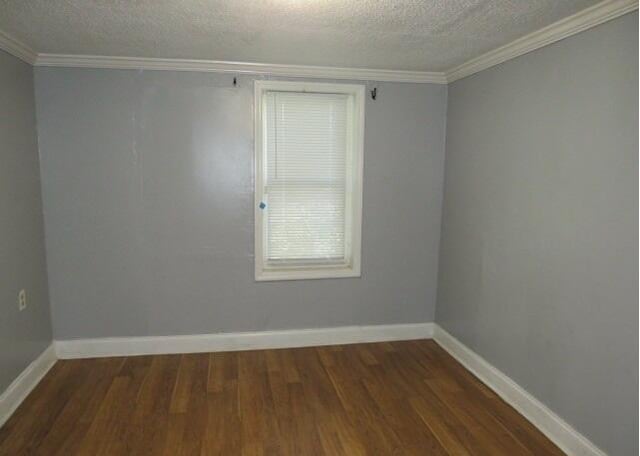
[[0, 0, 637, 454]]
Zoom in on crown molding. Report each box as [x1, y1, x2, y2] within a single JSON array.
[[0, 29, 37, 64], [34, 53, 448, 84], [3, 0, 636, 84], [446, 0, 639, 83]]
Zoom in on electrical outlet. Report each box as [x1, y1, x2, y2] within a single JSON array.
[[18, 289, 27, 311]]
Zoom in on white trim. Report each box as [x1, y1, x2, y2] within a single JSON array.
[[1, 0, 636, 83], [0, 29, 37, 64], [34, 53, 448, 84], [0, 344, 57, 429], [253, 80, 364, 282], [254, 267, 361, 282], [446, 0, 638, 82], [54, 323, 434, 359], [433, 325, 607, 456]]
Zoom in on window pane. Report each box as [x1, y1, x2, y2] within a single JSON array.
[[264, 91, 349, 262]]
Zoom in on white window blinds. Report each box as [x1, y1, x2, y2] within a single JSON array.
[[255, 80, 363, 281], [263, 91, 350, 264]]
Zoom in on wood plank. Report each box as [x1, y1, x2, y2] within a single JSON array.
[[202, 351, 240, 455], [0, 360, 93, 454], [41, 358, 131, 455], [420, 340, 565, 455], [170, 354, 197, 414], [120, 354, 181, 455], [322, 347, 407, 454], [177, 353, 209, 455], [0, 341, 566, 455]]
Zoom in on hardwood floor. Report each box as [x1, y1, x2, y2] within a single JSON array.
[[0, 340, 564, 455]]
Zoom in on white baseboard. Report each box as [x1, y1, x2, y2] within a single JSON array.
[[54, 322, 435, 359], [433, 325, 606, 456], [0, 344, 57, 429]]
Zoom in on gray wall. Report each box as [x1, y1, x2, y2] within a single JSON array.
[[34, 70, 447, 339], [437, 12, 638, 456], [0, 50, 52, 393]]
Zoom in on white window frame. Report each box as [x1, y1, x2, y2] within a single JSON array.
[[254, 80, 365, 281]]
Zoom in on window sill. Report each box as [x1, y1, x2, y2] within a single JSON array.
[[255, 266, 361, 282]]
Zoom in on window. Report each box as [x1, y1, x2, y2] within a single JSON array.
[[254, 81, 364, 281]]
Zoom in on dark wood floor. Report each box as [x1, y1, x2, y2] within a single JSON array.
[[0, 339, 564, 455]]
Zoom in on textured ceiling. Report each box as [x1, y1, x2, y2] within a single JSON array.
[[0, 0, 602, 71]]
